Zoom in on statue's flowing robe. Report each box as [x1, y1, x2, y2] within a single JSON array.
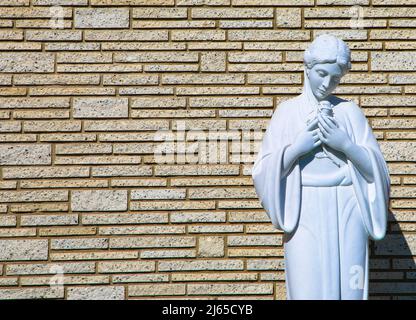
[[252, 82, 390, 299]]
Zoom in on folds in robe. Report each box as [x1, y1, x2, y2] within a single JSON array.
[[252, 95, 390, 240], [342, 102, 391, 240], [251, 100, 302, 233]]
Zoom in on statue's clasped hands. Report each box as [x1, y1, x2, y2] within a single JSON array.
[[292, 113, 352, 157], [317, 113, 352, 153]]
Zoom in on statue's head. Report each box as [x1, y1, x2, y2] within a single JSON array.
[[304, 34, 351, 101]]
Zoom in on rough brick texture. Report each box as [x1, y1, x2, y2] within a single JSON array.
[[0, 1, 415, 300]]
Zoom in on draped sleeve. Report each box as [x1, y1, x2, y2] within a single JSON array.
[[252, 101, 302, 233], [343, 102, 391, 241]]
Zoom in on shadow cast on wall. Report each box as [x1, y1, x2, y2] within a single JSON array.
[[369, 209, 416, 300]]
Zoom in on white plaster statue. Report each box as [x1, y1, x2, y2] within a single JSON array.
[[252, 34, 390, 300]]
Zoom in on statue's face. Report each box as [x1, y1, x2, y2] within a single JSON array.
[[306, 62, 342, 101]]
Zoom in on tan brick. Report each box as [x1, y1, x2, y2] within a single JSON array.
[[3, 166, 88, 179], [0, 30, 23, 40], [0, 228, 37, 237], [135, 19, 215, 29], [67, 286, 125, 300], [0, 97, 70, 109], [29, 87, 114, 97], [131, 189, 186, 200], [372, 52, 416, 71], [33, 0, 88, 4], [129, 284, 185, 296], [0, 216, 16, 227], [171, 273, 257, 282], [133, 7, 187, 18], [162, 74, 244, 85], [91, 0, 174, 4], [10, 203, 68, 213], [172, 30, 225, 41], [109, 236, 196, 249], [45, 43, 100, 51], [51, 251, 138, 261], [372, 119, 416, 129], [228, 30, 309, 41], [39, 227, 97, 237], [219, 20, 272, 28], [98, 261, 155, 273], [0, 144, 51, 165], [103, 74, 158, 86], [170, 211, 226, 223], [198, 236, 224, 257], [26, 30, 82, 41], [21, 275, 109, 286], [58, 64, 139, 74], [84, 120, 169, 131], [56, 143, 112, 155], [188, 283, 273, 295], [229, 51, 282, 63], [113, 274, 168, 283], [158, 260, 244, 271], [233, 0, 313, 5], [380, 142, 416, 161], [72, 190, 128, 212], [73, 97, 128, 118], [0, 239, 48, 261], [39, 133, 96, 142], [99, 225, 185, 235], [21, 214, 78, 227], [131, 97, 186, 108], [6, 262, 95, 275], [155, 164, 239, 176], [92, 165, 152, 177], [131, 200, 215, 211], [189, 225, 243, 233], [140, 249, 195, 259], [115, 52, 198, 63], [189, 187, 257, 199], [362, 95, 416, 107], [192, 8, 273, 18], [131, 109, 216, 118], [0, 7, 72, 18], [228, 235, 283, 246], [201, 52, 226, 72], [75, 8, 129, 29], [0, 288, 64, 300], [0, 53, 54, 73], [81, 213, 168, 225], [276, 8, 302, 28], [305, 7, 416, 18], [189, 97, 273, 108], [0, 0, 30, 5], [14, 74, 99, 86], [14, 19, 72, 29], [24, 120, 81, 132], [85, 30, 168, 41], [371, 30, 416, 40], [57, 52, 112, 64], [247, 259, 285, 271], [0, 121, 21, 133], [0, 87, 26, 96], [51, 238, 108, 250], [120, 87, 174, 95], [229, 248, 284, 257]]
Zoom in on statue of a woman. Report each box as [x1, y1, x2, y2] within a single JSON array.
[[252, 34, 390, 300]]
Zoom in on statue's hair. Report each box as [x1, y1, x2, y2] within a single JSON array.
[[304, 34, 352, 76]]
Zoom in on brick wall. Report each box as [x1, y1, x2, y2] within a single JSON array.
[[0, 0, 415, 300]]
